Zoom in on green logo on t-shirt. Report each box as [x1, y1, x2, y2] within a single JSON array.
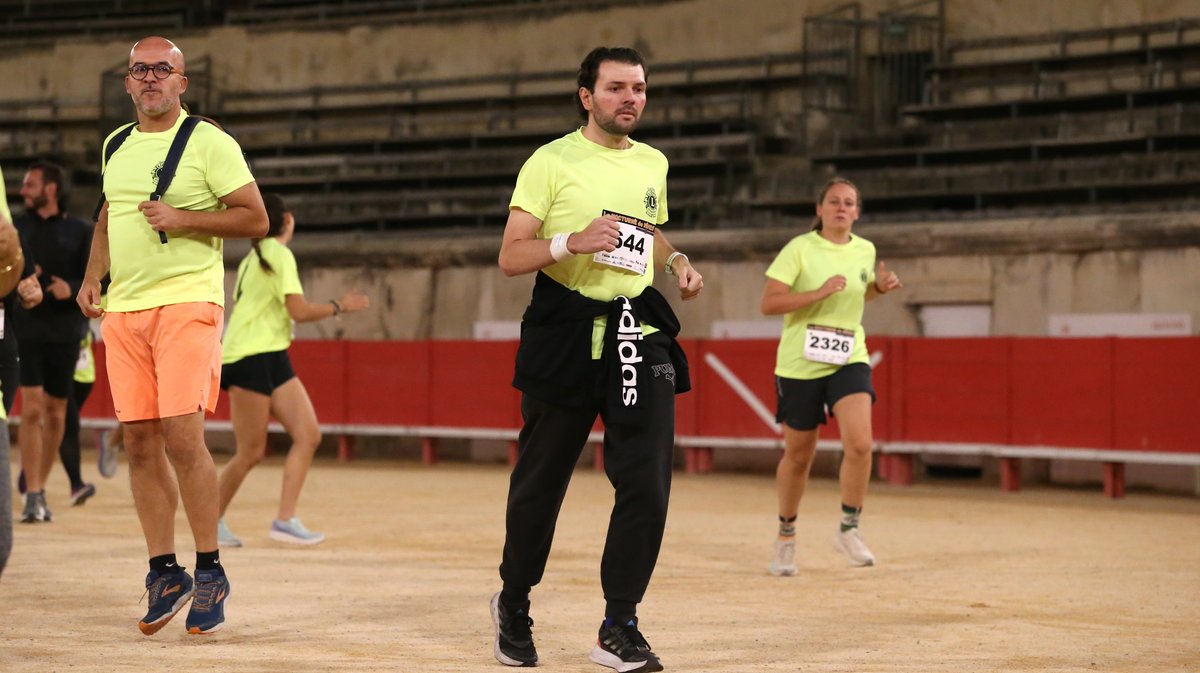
[[860, 268, 868, 284], [644, 188, 658, 219]]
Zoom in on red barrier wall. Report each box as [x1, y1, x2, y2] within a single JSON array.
[[68, 337, 1199, 456]]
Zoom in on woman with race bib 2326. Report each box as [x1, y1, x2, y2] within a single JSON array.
[[760, 177, 902, 574]]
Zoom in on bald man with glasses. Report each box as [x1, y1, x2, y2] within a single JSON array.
[[77, 36, 267, 636]]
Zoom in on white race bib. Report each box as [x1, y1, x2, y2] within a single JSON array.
[[592, 210, 654, 275], [803, 324, 855, 365]]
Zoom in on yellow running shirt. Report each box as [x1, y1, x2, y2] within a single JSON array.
[[221, 238, 304, 365], [0, 165, 11, 225], [74, 331, 96, 384], [766, 230, 877, 380], [101, 111, 255, 312], [509, 129, 669, 357]]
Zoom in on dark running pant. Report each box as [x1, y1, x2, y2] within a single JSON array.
[[499, 334, 677, 621], [1, 425, 11, 578], [59, 380, 94, 492]]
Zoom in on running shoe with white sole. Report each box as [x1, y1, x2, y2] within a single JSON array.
[[217, 518, 243, 548], [138, 568, 194, 635], [833, 527, 876, 567], [769, 537, 797, 576], [186, 567, 230, 635], [70, 483, 96, 506], [590, 617, 663, 672], [490, 592, 538, 667], [269, 517, 326, 545], [98, 429, 120, 478]]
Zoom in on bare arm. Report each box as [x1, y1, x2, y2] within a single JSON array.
[[284, 289, 369, 323], [760, 276, 846, 316], [0, 213, 22, 298], [138, 181, 269, 239], [77, 203, 111, 318], [498, 208, 620, 277], [653, 227, 703, 301], [865, 260, 902, 302]]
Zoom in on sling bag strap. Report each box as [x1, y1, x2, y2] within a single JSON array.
[[93, 115, 204, 243]]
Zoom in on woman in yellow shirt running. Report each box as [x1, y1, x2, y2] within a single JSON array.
[[760, 177, 902, 573], [217, 193, 368, 546]]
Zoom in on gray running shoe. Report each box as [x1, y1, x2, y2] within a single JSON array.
[[98, 429, 120, 478], [20, 492, 47, 523], [217, 518, 243, 548]]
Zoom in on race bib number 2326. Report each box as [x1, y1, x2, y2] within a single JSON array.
[[803, 324, 855, 365]]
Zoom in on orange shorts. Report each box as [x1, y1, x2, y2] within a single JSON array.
[[101, 302, 223, 423]]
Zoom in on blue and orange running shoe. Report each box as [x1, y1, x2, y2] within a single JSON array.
[[186, 567, 231, 635], [138, 569, 194, 635]]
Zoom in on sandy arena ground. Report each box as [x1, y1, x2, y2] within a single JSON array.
[[2, 451, 1198, 673]]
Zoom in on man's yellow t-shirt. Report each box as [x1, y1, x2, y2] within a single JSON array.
[[222, 238, 304, 364], [509, 129, 670, 357], [0, 165, 11, 225], [101, 111, 254, 312], [766, 230, 877, 380]]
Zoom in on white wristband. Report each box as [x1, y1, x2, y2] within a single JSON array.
[[550, 232, 574, 262], [665, 251, 688, 275]]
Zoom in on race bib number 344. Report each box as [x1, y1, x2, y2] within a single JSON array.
[[803, 324, 855, 365], [593, 210, 654, 275]]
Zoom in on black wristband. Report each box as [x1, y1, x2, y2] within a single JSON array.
[[330, 299, 342, 316]]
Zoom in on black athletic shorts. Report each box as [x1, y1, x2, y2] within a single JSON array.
[[220, 349, 296, 396], [775, 362, 875, 431], [16, 340, 78, 399]]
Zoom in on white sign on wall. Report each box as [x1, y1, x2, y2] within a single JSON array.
[[474, 321, 520, 340], [1048, 313, 1192, 337], [710, 319, 784, 339]]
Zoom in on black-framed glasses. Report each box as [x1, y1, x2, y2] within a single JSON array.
[[127, 63, 182, 81]]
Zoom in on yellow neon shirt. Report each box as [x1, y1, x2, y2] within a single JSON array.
[[74, 331, 96, 384], [222, 238, 304, 364], [0, 165, 11, 225], [766, 231, 877, 380], [509, 129, 669, 357], [101, 111, 255, 312]]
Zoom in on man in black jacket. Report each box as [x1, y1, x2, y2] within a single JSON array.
[[14, 161, 93, 523], [491, 47, 703, 673]]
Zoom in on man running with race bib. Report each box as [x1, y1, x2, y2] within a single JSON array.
[[490, 47, 703, 673]]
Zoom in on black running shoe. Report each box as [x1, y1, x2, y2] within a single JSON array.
[[589, 617, 663, 672], [490, 592, 537, 667]]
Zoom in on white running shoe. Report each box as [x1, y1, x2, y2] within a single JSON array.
[[833, 527, 876, 567], [217, 518, 244, 548], [769, 537, 797, 576], [269, 517, 326, 546]]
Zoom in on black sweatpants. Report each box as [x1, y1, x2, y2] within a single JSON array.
[[60, 380, 93, 492], [500, 332, 677, 621]]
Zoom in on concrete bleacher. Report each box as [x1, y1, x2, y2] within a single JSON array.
[[0, 0, 674, 42], [215, 53, 814, 230], [0, 0, 194, 43], [926, 18, 1200, 104], [790, 18, 1200, 219], [222, 0, 684, 28]]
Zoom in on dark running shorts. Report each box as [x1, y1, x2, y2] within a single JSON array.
[[220, 349, 296, 396], [17, 340, 78, 399], [775, 362, 875, 431]]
